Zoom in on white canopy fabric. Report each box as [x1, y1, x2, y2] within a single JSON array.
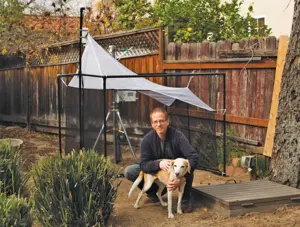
[[68, 35, 214, 112]]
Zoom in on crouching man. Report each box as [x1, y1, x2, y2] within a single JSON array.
[[124, 107, 199, 213]]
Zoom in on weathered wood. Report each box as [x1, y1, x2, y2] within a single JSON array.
[[164, 57, 262, 63], [215, 133, 261, 146], [263, 36, 289, 157], [163, 61, 276, 70], [193, 180, 300, 217], [168, 109, 268, 127], [263, 69, 276, 118], [0, 34, 279, 146], [218, 49, 277, 58], [266, 36, 277, 50]]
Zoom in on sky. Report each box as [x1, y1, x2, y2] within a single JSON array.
[[26, 0, 93, 15]]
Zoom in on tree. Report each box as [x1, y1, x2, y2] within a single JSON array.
[[115, 0, 154, 30], [270, 0, 300, 188], [84, 0, 119, 35], [0, 0, 79, 56], [114, 0, 271, 42]]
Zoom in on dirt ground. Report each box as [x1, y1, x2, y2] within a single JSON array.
[[1, 125, 300, 227]]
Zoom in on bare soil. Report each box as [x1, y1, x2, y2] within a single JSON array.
[[1, 125, 300, 227]]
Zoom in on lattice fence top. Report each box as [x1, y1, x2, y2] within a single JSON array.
[[0, 27, 160, 69], [95, 28, 160, 59], [28, 43, 80, 66]]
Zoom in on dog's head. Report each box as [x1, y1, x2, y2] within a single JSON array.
[[171, 158, 191, 178]]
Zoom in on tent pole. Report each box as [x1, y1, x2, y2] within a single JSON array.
[[103, 77, 107, 158], [187, 103, 191, 142], [109, 45, 121, 162], [79, 7, 85, 150], [57, 77, 62, 157], [223, 73, 227, 176]]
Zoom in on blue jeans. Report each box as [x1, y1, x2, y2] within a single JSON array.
[[124, 164, 193, 203]]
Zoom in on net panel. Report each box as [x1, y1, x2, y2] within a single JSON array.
[[61, 74, 226, 173]]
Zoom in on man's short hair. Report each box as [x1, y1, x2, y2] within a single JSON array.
[[150, 107, 168, 122]]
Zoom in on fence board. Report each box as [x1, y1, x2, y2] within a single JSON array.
[[263, 36, 288, 156], [0, 32, 279, 146]]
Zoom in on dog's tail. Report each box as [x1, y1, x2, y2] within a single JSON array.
[[128, 171, 144, 197]]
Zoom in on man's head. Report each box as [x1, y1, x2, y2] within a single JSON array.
[[150, 107, 170, 139]]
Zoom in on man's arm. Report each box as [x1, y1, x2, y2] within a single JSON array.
[[139, 139, 160, 173], [176, 131, 199, 171]]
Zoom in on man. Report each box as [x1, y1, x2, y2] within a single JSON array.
[[124, 107, 198, 212]]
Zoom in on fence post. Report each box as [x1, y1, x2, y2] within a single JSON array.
[[26, 58, 31, 130]]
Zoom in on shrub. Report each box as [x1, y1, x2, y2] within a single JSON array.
[[0, 140, 28, 196], [0, 193, 33, 227], [32, 150, 119, 227]]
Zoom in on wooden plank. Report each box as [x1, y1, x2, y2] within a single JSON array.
[[238, 69, 248, 137], [225, 70, 232, 115], [163, 61, 276, 70], [263, 36, 289, 157], [0, 115, 27, 123], [236, 144, 264, 154], [158, 27, 164, 62], [255, 69, 266, 143], [194, 180, 300, 205], [231, 69, 239, 128], [168, 108, 268, 127], [218, 49, 277, 58], [264, 69, 276, 118]]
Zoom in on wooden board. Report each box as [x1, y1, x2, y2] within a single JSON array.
[[263, 36, 289, 157], [193, 180, 300, 217]]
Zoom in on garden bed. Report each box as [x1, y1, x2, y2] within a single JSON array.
[[1, 125, 300, 227]]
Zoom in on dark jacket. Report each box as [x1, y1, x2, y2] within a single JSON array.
[[139, 126, 199, 173]]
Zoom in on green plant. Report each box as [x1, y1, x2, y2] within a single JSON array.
[[115, 0, 271, 42], [0, 140, 28, 196], [32, 150, 120, 227], [0, 193, 33, 227]]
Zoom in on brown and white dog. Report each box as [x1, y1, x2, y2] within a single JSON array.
[[128, 158, 191, 218]]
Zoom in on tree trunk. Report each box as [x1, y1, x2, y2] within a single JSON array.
[[270, 0, 300, 188]]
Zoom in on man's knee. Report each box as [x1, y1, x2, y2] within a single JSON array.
[[124, 164, 141, 182]]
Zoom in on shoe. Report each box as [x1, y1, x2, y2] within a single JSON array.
[[144, 196, 160, 204], [181, 203, 193, 213]]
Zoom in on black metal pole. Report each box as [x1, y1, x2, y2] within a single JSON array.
[[103, 77, 107, 157], [57, 72, 226, 79], [187, 103, 191, 142], [109, 45, 120, 162], [79, 7, 84, 149], [223, 73, 227, 176], [57, 77, 62, 157]]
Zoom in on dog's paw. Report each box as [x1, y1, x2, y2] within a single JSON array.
[[177, 209, 183, 214], [161, 202, 168, 207], [134, 204, 140, 209], [168, 213, 175, 219]]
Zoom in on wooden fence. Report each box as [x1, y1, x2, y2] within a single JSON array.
[[0, 27, 279, 150]]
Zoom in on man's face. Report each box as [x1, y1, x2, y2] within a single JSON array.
[[150, 111, 170, 137]]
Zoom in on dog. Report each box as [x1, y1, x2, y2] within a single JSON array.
[[128, 158, 191, 218]]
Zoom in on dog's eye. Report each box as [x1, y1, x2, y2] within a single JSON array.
[[174, 165, 177, 167], [181, 166, 184, 168]]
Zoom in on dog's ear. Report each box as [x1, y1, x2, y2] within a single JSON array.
[[185, 160, 191, 173], [168, 160, 175, 172]]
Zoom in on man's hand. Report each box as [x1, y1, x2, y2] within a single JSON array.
[[159, 159, 172, 171], [166, 178, 186, 191]]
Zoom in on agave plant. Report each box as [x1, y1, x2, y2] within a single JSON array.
[[32, 149, 120, 227], [0, 193, 33, 227], [0, 140, 28, 196]]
